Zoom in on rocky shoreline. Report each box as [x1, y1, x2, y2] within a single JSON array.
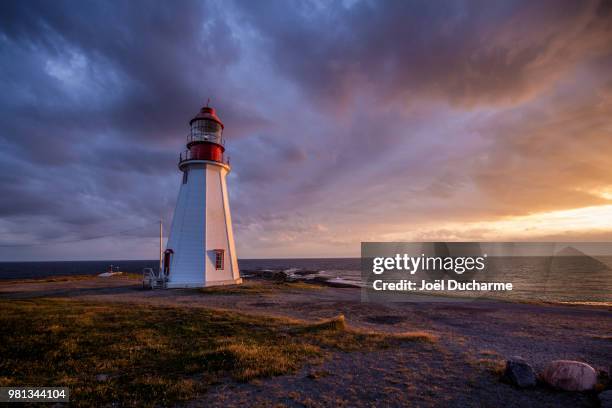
[[241, 268, 361, 288]]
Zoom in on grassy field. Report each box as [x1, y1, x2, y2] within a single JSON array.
[[0, 298, 435, 407]]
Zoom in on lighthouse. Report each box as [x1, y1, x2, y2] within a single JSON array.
[[163, 103, 242, 288]]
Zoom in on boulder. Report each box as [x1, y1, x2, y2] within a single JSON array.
[[599, 390, 612, 408], [503, 357, 536, 388], [541, 360, 597, 391]]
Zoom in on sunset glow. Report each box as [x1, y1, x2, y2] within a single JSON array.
[[380, 205, 612, 243]]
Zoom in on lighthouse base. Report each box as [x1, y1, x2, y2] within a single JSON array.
[[164, 161, 241, 288], [166, 277, 243, 289]]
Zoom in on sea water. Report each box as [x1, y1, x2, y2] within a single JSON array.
[[1, 257, 610, 305]]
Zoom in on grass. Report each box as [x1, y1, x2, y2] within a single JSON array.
[[0, 299, 434, 407], [290, 314, 437, 351], [198, 280, 324, 295], [466, 350, 506, 376], [590, 334, 612, 341], [393, 331, 438, 343]]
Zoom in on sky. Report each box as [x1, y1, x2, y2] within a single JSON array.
[[1, 0, 612, 261]]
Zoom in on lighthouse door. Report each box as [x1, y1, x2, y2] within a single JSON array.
[[163, 249, 174, 276]]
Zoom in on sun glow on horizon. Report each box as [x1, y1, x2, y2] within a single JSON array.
[[382, 204, 612, 242]]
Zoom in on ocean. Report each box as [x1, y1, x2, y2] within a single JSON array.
[[0, 258, 360, 281], [1, 257, 610, 305]]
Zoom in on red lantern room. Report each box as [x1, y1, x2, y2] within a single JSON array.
[[182, 104, 226, 163]]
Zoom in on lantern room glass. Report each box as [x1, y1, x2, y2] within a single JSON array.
[[191, 119, 223, 144]]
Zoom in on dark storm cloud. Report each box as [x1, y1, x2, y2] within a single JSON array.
[[0, 0, 242, 143], [0, 0, 255, 249], [1, 0, 611, 259], [236, 0, 612, 109]]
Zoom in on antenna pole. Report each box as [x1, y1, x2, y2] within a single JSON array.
[[159, 219, 163, 275]]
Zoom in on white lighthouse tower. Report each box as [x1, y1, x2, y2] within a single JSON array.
[[163, 103, 242, 288]]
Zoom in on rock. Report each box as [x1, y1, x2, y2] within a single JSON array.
[[244, 269, 288, 281], [271, 271, 288, 282], [599, 390, 612, 408], [503, 357, 536, 388], [293, 270, 319, 276], [95, 374, 109, 382], [541, 360, 597, 391]]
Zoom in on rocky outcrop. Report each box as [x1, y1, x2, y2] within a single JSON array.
[[241, 269, 289, 281]]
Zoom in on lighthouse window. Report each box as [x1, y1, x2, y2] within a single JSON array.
[[202, 121, 221, 133], [214, 249, 224, 270], [192, 120, 222, 141], [182, 170, 188, 184]]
